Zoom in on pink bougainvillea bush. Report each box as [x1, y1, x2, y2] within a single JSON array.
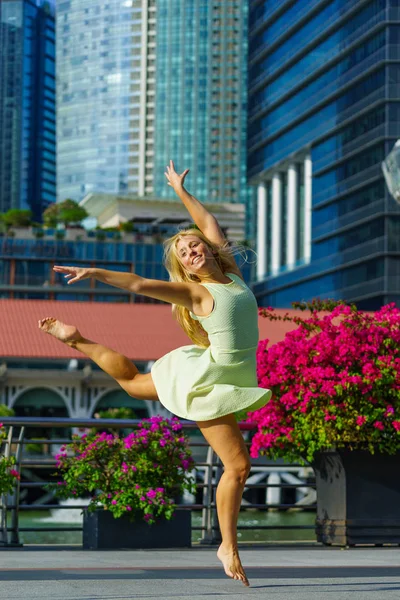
[[249, 300, 400, 463], [0, 423, 20, 495], [49, 416, 195, 524]]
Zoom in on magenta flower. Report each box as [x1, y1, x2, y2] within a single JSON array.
[[373, 422, 385, 431], [251, 301, 400, 462], [48, 414, 193, 526]]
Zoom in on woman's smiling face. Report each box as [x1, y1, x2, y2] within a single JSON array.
[[175, 235, 215, 276]]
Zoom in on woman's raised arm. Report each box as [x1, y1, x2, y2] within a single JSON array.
[[165, 160, 227, 247]]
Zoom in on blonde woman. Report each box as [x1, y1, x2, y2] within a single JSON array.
[[38, 161, 271, 587]]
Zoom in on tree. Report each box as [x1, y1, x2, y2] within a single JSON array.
[[42, 200, 89, 227], [2, 209, 32, 228], [58, 199, 88, 227], [43, 203, 60, 227]]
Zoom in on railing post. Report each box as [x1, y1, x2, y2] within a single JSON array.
[[0, 427, 13, 546], [9, 426, 24, 546], [199, 445, 216, 545], [266, 472, 281, 508], [212, 457, 223, 544]]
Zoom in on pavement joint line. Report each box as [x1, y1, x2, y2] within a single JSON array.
[[1, 565, 400, 571]]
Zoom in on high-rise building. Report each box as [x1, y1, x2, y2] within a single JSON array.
[[57, 1, 254, 242], [57, 0, 156, 201], [248, 0, 400, 310], [0, 0, 56, 221], [153, 1, 252, 211]]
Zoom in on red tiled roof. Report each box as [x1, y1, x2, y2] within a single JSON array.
[[0, 299, 304, 361]]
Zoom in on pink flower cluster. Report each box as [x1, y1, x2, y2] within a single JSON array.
[[51, 415, 194, 525], [249, 301, 400, 462]]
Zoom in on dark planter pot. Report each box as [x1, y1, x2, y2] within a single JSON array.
[[313, 449, 400, 546], [83, 508, 191, 550]]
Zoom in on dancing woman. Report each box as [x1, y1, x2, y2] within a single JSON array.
[[39, 161, 271, 587]]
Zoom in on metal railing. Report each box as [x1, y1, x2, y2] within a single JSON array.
[[0, 417, 316, 547]]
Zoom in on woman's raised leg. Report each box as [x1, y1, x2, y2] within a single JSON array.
[[196, 413, 251, 587], [38, 317, 158, 401]]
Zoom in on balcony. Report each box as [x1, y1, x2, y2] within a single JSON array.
[[253, 237, 386, 296], [248, 84, 397, 181], [248, 46, 386, 142], [312, 124, 387, 175], [313, 198, 386, 240], [249, 8, 386, 95], [249, 0, 364, 70]]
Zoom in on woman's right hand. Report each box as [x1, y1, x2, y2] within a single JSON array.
[[164, 160, 189, 190], [53, 265, 94, 285]]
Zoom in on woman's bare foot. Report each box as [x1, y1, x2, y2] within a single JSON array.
[[217, 544, 249, 586], [38, 317, 82, 346]]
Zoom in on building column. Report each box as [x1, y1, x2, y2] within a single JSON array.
[[287, 164, 298, 269], [256, 183, 267, 280], [271, 173, 282, 274], [304, 156, 312, 263]]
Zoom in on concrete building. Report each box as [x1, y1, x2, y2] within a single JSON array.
[[79, 192, 246, 242]]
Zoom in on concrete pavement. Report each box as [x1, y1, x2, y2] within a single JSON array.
[[0, 545, 399, 599]]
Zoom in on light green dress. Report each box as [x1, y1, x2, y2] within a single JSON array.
[[151, 272, 272, 421]]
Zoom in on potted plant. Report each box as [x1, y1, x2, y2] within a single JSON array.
[[49, 415, 195, 549], [249, 300, 400, 546], [0, 423, 20, 496], [95, 229, 106, 241]]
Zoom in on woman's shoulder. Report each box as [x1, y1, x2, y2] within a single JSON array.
[[225, 269, 245, 283]]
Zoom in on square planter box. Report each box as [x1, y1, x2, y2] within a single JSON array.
[[313, 449, 400, 546], [83, 508, 191, 549]]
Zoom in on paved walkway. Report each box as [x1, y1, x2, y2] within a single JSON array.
[[0, 545, 399, 599]]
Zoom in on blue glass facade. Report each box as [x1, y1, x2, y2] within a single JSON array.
[[153, 0, 255, 238], [249, 0, 400, 310], [0, 0, 56, 221], [0, 234, 252, 301], [56, 0, 157, 200]]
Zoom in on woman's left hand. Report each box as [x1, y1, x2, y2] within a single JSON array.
[[53, 265, 94, 284], [165, 160, 189, 190]]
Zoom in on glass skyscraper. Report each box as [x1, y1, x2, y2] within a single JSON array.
[[57, 0, 156, 201], [0, 0, 56, 221], [248, 0, 400, 310], [154, 0, 252, 212], [57, 1, 254, 241]]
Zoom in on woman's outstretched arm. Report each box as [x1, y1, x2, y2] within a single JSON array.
[[52, 265, 209, 311], [165, 160, 227, 246]]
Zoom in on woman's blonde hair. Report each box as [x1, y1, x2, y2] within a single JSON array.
[[163, 228, 248, 347]]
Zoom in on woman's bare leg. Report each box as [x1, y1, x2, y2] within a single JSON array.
[[38, 317, 158, 400], [196, 413, 251, 587]]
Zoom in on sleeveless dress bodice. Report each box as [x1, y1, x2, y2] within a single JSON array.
[[151, 273, 271, 421]]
